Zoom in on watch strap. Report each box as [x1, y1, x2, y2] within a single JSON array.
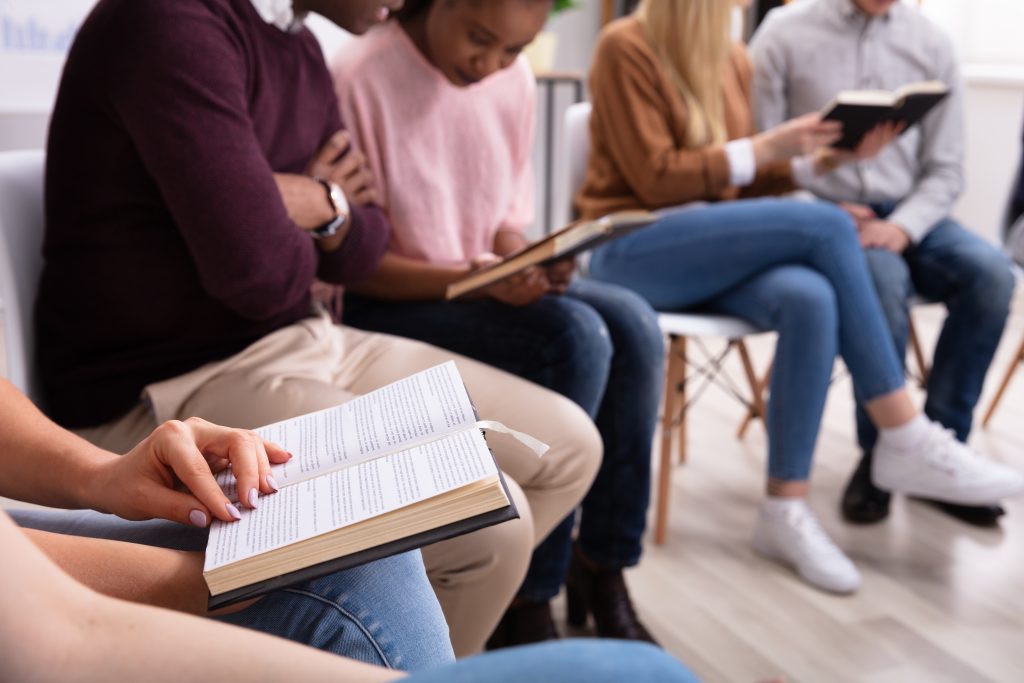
[[311, 177, 349, 239]]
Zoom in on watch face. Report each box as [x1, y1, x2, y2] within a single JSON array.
[[328, 184, 348, 214], [311, 177, 349, 240]]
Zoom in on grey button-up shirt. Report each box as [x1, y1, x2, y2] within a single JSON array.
[[749, 0, 964, 242]]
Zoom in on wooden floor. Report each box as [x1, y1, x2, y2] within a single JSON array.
[[553, 299, 1024, 683], [3, 300, 1024, 681]]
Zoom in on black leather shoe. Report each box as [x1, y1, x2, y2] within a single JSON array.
[[485, 599, 560, 650], [841, 451, 891, 524], [842, 451, 1007, 527], [565, 543, 658, 644], [912, 497, 1006, 527]]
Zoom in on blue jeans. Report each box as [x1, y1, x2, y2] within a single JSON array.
[[588, 198, 906, 482], [407, 640, 700, 683], [855, 211, 1015, 453], [10, 509, 454, 670], [344, 278, 664, 599]]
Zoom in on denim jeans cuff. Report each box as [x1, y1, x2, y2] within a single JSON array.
[[577, 539, 641, 571], [516, 585, 563, 603]]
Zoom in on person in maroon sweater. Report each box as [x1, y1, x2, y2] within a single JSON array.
[[40, 0, 388, 428], [31, 0, 599, 662]]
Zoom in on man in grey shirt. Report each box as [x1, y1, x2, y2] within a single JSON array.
[[750, 0, 1015, 526]]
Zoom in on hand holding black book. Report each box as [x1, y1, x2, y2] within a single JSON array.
[[822, 80, 950, 150]]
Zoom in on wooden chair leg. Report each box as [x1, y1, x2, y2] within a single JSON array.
[[908, 314, 930, 388], [655, 334, 685, 546], [738, 359, 773, 439], [982, 333, 1024, 427], [735, 341, 767, 438], [676, 336, 688, 465]]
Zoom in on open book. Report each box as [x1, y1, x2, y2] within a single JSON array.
[[204, 362, 523, 609], [821, 80, 950, 150], [445, 210, 658, 300]]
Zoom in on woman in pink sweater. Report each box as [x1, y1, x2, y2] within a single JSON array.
[[333, 0, 664, 648]]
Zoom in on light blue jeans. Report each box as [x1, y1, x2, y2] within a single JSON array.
[[407, 640, 700, 682], [588, 198, 906, 482], [11, 509, 454, 671]]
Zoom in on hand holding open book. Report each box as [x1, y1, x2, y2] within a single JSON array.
[[446, 210, 658, 300], [203, 362, 543, 609], [821, 80, 950, 150]]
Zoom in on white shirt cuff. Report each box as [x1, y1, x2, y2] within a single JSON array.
[[790, 154, 817, 188], [724, 138, 756, 187]]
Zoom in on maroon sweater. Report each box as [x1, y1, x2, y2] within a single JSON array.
[[39, 0, 389, 428]]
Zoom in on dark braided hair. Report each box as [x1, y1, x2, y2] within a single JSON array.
[[395, 0, 551, 22], [394, 0, 442, 21]]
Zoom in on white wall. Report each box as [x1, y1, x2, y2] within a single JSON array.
[[0, 112, 49, 152], [0, 0, 93, 151], [958, 69, 1024, 244]]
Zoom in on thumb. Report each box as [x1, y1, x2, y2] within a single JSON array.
[[137, 484, 214, 528]]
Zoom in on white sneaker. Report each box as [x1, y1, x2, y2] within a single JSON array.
[[752, 500, 861, 594], [873, 421, 1024, 505]]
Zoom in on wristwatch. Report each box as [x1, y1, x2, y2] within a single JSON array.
[[311, 177, 349, 239]]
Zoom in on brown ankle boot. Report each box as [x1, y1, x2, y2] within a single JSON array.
[[565, 544, 658, 644], [485, 599, 560, 650]]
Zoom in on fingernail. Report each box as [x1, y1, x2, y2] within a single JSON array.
[[226, 502, 242, 520], [189, 509, 208, 528], [248, 488, 260, 510], [267, 475, 280, 492], [287, 451, 295, 460]]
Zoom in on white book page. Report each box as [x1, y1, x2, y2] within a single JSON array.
[[835, 89, 896, 107], [205, 427, 498, 571], [217, 362, 477, 496]]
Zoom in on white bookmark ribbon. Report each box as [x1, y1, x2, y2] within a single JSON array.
[[477, 420, 550, 458]]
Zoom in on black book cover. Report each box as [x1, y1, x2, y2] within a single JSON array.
[[824, 90, 949, 150]]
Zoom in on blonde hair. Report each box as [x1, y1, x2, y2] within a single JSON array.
[[636, 0, 732, 147]]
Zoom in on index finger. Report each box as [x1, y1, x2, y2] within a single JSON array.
[[815, 120, 843, 135], [328, 148, 365, 183], [155, 425, 240, 523], [309, 130, 351, 175], [184, 418, 275, 510], [797, 111, 824, 125]]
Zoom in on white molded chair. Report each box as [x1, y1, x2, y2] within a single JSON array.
[[0, 149, 47, 404], [564, 102, 770, 545]]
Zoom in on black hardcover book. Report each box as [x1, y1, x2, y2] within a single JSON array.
[[822, 80, 950, 150]]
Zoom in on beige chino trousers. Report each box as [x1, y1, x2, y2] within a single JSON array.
[[77, 313, 601, 656]]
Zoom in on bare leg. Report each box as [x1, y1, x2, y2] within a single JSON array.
[[863, 387, 917, 429], [766, 479, 809, 498]]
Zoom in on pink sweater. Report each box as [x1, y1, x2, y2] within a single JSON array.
[[331, 21, 536, 265]]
